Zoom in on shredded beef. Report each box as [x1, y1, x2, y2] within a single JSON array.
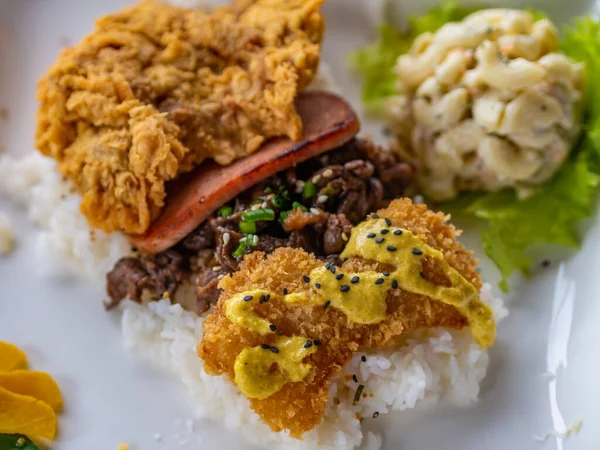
[[195, 267, 223, 314], [105, 250, 188, 309], [106, 138, 414, 313], [181, 221, 214, 251], [323, 214, 353, 255], [214, 227, 242, 272]]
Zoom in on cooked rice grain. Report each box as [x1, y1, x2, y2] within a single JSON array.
[[121, 285, 505, 450]]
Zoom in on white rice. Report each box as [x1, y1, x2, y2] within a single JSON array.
[[0, 153, 130, 281], [0, 150, 507, 449], [0, 32, 507, 447], [0, 211, 14, 255], [122, 288, 505, 450]]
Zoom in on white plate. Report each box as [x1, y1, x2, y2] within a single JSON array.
[[1, 1, 599, 449]]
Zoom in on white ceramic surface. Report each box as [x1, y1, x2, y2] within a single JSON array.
[[1, 1, 599, 449]]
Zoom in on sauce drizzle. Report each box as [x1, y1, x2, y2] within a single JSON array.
[[226, 218, 496, 400]]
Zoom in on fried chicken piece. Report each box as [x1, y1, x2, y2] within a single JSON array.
[[36, 0, 324, 234], [198, 199, 483, 437]]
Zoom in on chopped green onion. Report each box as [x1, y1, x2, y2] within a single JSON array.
[[292, 202, 308, 212], [279, 210, 291, 223], [321, 186, 336, 196], [278, 186, 291, 200], [239, 221, 257, 234], [303, 182, 317, 199], [264, 187, 273, 194], [242, 208, 275, 222], [251, 199, 263, 206], [270, 196, 282, 208], [218, 205, 233, 218], [246, 234, 259, 247], [233, 242, 247, 258]]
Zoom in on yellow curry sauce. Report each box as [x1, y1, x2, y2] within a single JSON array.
[[225, 217, 496, 400], [234, 336, 317, 400]]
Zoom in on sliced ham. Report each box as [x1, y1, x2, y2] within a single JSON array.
[[131, 92, 360, 254]]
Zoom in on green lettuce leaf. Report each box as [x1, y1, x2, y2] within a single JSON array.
[[349, 0, 476, 112], [469, 152, 600, 291], [351, 2, 600, 291], [467, 16, 600, 290]]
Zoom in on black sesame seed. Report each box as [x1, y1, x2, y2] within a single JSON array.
[[373, 412, 379, 419], [387, 246, 397, 252], [303, 275, 311, 283], [283, 288, 288, 295], [361, 355, 367, 362], [323, 300, 331, 309], [315, 282, 322, 289], [351, 276, 360, 284], [353, 384, 365, 403], [371, 213, 379, 219], [325, 263, 332, 270], [384, 218, 392, 226], [336, 273, 343, 280], [341, 285, 350, 292], [261, 344, 270, 349], [375, 278, 384, 285], [269, 324, 277, 331], [352, 374, 358, 383], [367, 233, 377, 239], [375, 237, 385, 244], [330, 265, 336, 274], [313, 339, 322, 346], [304, 340, 313, 348], [412, 248, 423, 256], [380, 229, 389, 235], [393, 229, 403, 236], [270, 346, 279, 354], [392, 279, 398, 289], [542, 259, 551, 268], [383, 272, 390, 276], [243, 295, 253, 302]]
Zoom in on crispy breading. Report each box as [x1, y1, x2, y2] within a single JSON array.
[[198, 199, 480, 437], [35, 0, 324, 234]]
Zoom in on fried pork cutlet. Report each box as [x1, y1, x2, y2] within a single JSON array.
[[36, 0, 324, 234], [198, 199, 495, 437]]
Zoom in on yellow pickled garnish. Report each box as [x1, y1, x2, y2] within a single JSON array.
[[0, 386, 57, 439], [0, 341, 63, 440], [0, 371, 63, 411], [0, 341, 27, 371]]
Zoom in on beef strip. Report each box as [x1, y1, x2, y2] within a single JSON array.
[[106, 138, 414, 313], [323, 214, 353, 254], [196, 266, 224, 314], [105, 250, 188, 309]]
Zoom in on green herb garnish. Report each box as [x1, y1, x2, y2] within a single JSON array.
[[218, 205, 233, 218], [279, 210, 291, 223], [239, 221, 257, 234], [303, 182, 317, 199], [291, 202, 308, 212], [233, 242, 247, 258], [242, 208, 276, 222], [246, 234, 259, 247]]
